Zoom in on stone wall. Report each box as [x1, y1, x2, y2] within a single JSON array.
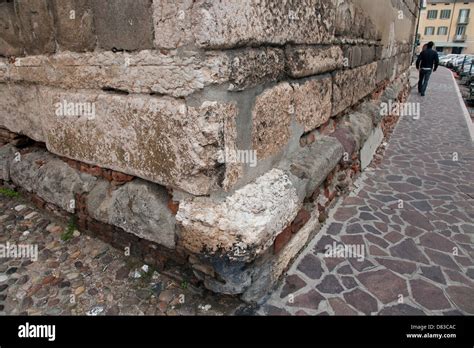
[[0, 0, 419, 302]]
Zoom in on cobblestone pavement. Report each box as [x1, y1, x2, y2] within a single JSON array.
[[260, 67, 474, 315], [0, 197, 242, 316]]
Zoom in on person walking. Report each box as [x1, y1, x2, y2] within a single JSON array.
[[416, 41, 439, 97]]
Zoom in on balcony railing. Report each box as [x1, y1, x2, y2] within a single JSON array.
[[454, 34, 467, 42], [458, 16, 469, 24]]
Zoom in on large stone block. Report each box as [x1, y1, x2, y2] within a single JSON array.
[[287, 136, 344, 196], [252, 83, 293, 160], [176, 168, 300, 261], [5, 50, 230, 97], [0, 1, 22, 56], [14, 0, 55, 55], [0, 84, 45, 142], [228, 48, 285, 91], [0, 84, 240, 196], [192, 0, 336, 49], [352, 62, 377, 103], [50, 0, 95, 52], [332, 63, 377, 116], [9, 148, 97, 212], [87, 179, 176, 249], [335, 0, 378, 40], [346, 112, 373, 149], [293, 76, 333, 132], [0, 143, 15, 181], [286, 45, 343, 78], [92, 0, 154, 51], [153, 0, 193, 49]]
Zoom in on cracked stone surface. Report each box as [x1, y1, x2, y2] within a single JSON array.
[[260, 68, 474, 315]]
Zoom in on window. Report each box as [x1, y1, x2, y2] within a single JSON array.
[[437, 26, 448, 35], [456, 25, 466, 35], [425, 27, 435, 35], [440, 9, 451, 19], [459, 9, 470, 23], [427, 10, 438, 19]]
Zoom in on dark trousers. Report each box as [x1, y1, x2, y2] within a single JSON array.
[[418, 69, 432, 95]]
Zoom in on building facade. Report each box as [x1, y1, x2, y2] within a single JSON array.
[[419, 0, 474, 54]]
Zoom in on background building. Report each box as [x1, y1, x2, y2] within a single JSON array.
[[419, 0, 474, 54]]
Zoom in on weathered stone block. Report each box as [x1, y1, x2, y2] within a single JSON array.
[[293, 76, 332, 132], [14, 0, 55, 55], [153, 0, 193, 49], [92, 0, 154, 51], [352, 62, 377, 104], [193, 0, 336, 49], [329, 127, 357, 156], [0, 84, 239, 196], [9, 148, 97, 212], [288, 136, 344, 197], [335, 0, 378, 40], [286, 45, 343, 78], [229, 48, 285, 91], [361, 46, 376, 65], [332, 69, 354, 116], [334, 63, 377, 115], [5, 50, 230, 97], [252, 83, 293, 160], [50, 0, 95, 52], [87, 179, 176, 249], [176, 168, 300, 261], [347, 112, 373, 149], [357, 100, 382, 126], [343, 45, 361, 69], [0, 143, 15, 181], [0, 2, 22, 56]]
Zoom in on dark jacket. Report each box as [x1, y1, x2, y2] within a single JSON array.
[[416, 48, 439, 71]]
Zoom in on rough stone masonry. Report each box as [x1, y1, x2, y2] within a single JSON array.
[[0, 0, 419, 302]]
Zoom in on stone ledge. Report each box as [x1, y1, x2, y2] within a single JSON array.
[[0, 84, 239, 196], [176, 168, 301, 262], [1, 144, 176, 249]]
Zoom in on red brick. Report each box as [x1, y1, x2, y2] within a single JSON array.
[[274, 226, 293, 254], [31, 195, 46, 209], [88, 166, 102, 177], [306, 132, 316, 144], [102, 169, 113, 181], [291, 209, 311, 234], [167, 200, 179, 215], [111, 171, 134, 184]]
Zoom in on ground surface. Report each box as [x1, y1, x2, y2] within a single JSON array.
[[1, 68, 473, 316], [0, 200, 242, 316], [260, 67, 474, 315]]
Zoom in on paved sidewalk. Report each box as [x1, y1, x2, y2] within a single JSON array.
[[260, 68, 474, 315]]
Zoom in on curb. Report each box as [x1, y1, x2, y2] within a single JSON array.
[[450, 70, 474, 142]]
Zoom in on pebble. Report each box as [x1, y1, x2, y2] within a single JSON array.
[[66, 273, 79, 280], [71, 251, 81, 259], [86, 305, 104, 316], [14, 205, 26, 212], [74, 286, 85, 296], [0, 275, 8, 283], [24, 212, 38, 220], [73, 230, 80, 237]]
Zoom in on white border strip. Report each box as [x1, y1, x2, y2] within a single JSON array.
[[450, 71, 474, 142]]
